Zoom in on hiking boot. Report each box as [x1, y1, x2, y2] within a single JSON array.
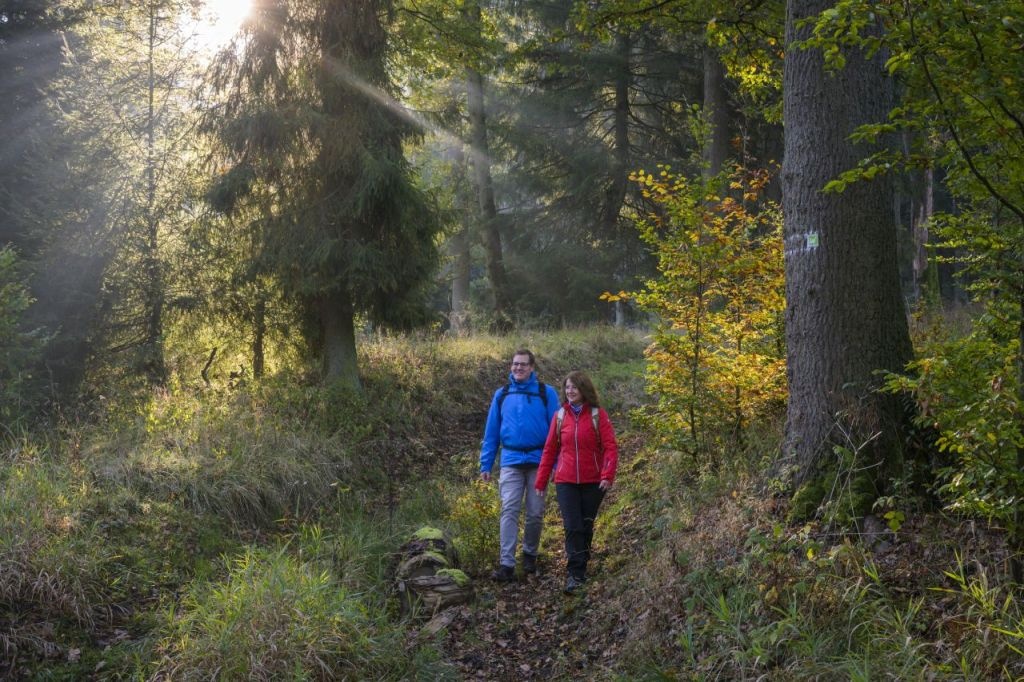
[[521, 553, 538, 575], [490, 564, 515, 582], [563, 575, 585, 594]]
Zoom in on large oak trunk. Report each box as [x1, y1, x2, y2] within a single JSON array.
[[781, 0, 913, 486]]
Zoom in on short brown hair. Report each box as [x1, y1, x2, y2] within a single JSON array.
[[564, 370, 600, 407], [512, 349, 536, 365]]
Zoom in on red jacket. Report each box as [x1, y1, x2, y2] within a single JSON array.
[[535, 402, 618, 489]]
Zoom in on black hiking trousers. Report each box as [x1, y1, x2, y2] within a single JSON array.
[[555, 483, 605, 580]]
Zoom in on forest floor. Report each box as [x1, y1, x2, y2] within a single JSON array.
[[424, 424, 1021, 680], [433, 522, 628, 681], [428, 433, 647, 680]]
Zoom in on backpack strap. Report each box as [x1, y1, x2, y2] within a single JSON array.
[[496, 381, 549, 423], [496, 382, 553, 453]]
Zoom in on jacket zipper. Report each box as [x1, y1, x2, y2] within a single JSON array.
[[573, 411, 580, 483]]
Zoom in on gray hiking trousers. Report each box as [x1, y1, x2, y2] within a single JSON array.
[[498, 466, 544, 568]]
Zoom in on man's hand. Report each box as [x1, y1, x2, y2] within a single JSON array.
[[480, 471, 491, 482]]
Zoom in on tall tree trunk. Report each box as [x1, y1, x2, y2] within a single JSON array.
[[319, 291, 360, 390], [252, 293, 266, 379], [703, 44, 731, 176], [603, 32, 632, 327], [912, 167, 934, 304], [601, 31, 631, 235], [449, 143, 472, 334], [464, 2, 511, 330], [449, 222, 471, 333], [781, 0, 913, 488], [144, 1, 165, 385]]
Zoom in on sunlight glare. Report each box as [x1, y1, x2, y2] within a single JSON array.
[[185, 0, 252, 53]]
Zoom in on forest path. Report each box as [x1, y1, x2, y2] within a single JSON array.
[[434, 430, 647, 680], [436, 525, 624, 680]]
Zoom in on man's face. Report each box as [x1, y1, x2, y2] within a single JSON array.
[[510, 354, 533, 382]]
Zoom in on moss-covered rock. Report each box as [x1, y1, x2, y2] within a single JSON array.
[[412, 526, 445, 542], [435, 568, 470, 587]]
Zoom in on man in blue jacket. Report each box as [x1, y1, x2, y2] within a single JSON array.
[[480, 349, 560, 581]]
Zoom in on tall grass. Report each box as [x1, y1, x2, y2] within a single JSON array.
[[151, 540, 449, 680], [1, 326, 648, 678], [603, 441, 1024, 679], [0, 439, 105, 614]]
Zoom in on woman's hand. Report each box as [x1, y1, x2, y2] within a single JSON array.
[[599, 479, 613, 492]]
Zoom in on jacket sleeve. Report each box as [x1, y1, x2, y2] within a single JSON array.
[[535, 413, 560, 491], [479, 392, 502, 473], [598, 408, 618, 483]]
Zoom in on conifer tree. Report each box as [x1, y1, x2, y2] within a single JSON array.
[[46, 0, 213, 387], [208, 0, 440, 388]]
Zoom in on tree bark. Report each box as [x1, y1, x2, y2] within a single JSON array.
[[911, 167, 934, 304], [601, 31, 631, 237], [252, 293, 266, 379], [781, 0, 913, 487], [319, 291, 360, 390], [448, 144, 472, 334], [703, 45, 731, 176], [604, 32, 632, 327], [143, 1, 165, 385], [464, 2, 511, 330]]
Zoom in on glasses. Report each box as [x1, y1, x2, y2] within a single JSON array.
[[511, 362, 532, 368]]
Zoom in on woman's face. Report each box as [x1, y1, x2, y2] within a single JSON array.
[[564, 378, 582, 405]]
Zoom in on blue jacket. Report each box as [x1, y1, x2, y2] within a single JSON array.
[[480, 372, 560, 473]]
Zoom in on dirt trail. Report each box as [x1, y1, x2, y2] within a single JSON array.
[[431, 413, 645, 680], [437, 541, 622, 680]]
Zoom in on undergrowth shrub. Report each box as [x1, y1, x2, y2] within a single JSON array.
[[667, 529, 939, 678], [624, 159, 786, 469], [885, 309, 1022, 531], [445, 480, 500, 576], [151, 543, 443, 680], [617, 463, 1024, 679]]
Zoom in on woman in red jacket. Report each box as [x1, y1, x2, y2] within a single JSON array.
[[535, 370, 618, 594]]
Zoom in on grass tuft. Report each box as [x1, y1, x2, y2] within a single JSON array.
[[151, 542, 443, 680]]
